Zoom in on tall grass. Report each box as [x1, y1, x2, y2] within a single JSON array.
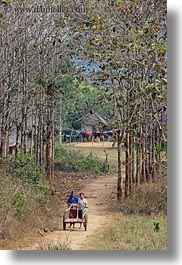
[[0, 155, 51, 248], [93, 215, 167, 250], [119, 176, 167, 215], [38, 236, 71, 250]]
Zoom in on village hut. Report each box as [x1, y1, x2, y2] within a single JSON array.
[[75, 113, 108, 133]]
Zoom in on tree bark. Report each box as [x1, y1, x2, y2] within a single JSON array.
[[117, 131, 122, 200], [46, 95, 55, 182]]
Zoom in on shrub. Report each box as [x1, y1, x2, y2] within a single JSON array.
[[8, 155, 41, 183], [7, 155, 49, 202], [12, 191, 27, 218], [55, 144, 104, 173]]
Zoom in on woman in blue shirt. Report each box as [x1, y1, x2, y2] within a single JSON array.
[[67, 190, 78, 206], [67, 190, 78, 228]]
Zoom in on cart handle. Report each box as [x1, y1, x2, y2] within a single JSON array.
[[67, 203, 78, 208]]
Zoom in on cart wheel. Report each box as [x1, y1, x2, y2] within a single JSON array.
[[63, 221, 66, 231], [84, 214, 88, 231]]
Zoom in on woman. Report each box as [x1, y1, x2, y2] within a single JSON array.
[[78, 192, 88, 229], [67, 190, 78, 206], [67, 190, 78, 228]]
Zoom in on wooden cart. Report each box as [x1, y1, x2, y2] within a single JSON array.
[[63, 204, 88, 231]]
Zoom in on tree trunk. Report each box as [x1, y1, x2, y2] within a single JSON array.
[[117, 132, 122, 200], [46, 96, 55, 182], [0, 131, 9, 159], [125, 129, 131, 197], [59, 94, 63, 144], [152, 125, 156, 182], [15, 124, 20, 156], [136, 109, 141, 186], [141, 133, 146, 183]]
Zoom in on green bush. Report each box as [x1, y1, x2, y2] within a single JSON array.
[[12, 191, 27, 218], [7, 155, 49, 202], [8, 155, 39, 181], [74, 156, 103, 173], [0, 156, 51, 243], [55, 144, 104, 173]]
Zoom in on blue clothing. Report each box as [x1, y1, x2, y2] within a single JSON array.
[[67, 196, 78, 205]]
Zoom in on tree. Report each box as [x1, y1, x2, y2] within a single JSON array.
[[64, 0, 167, 198], [0, 0, 167, 198]]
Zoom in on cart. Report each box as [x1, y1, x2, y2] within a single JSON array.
[[63, 204, 88, 231]]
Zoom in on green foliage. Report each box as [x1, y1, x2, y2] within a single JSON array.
[[152, 220, 160, 232], [74, 155, 103, 173], [54, 142, 104, 174], [54, 75, 111, 131], [7, 155, 49, 202], [37, 79, 47, 87], [12, 191, 27, 218], [52, 245, 59, 250], [52, 245, 71, 250], [0, 164, 51, 242], [8, 155, 39, 181], [155, 142, 167, 153]]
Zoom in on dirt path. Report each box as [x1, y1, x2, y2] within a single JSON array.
[[22, 174, 118, 250]]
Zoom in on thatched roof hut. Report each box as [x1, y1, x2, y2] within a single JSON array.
[[75, 113, 108, 132]]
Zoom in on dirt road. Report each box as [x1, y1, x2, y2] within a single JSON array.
[[22, 174, 118, 250]]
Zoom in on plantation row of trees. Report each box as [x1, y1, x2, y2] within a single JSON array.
[[0, 0, 167, 198], [0, 0, 107, 181], [60, 0, 167, 198], [0, 3, 64, 181]]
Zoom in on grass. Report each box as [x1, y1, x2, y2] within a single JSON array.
[[62, 142, 120, 166], [86, 172, 167, 251], [90, 215, 167, 250], [38, 236, 71, 250]]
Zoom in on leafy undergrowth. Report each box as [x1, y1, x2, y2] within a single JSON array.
[[0, 156, 51, 249], [54, 143, 111, 173], [0, 155, 93, 249], [65, 142, 119, 165], [92, 215, 167, 250]]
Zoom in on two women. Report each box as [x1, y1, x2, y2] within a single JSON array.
[[67, 191, 88, 229]]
